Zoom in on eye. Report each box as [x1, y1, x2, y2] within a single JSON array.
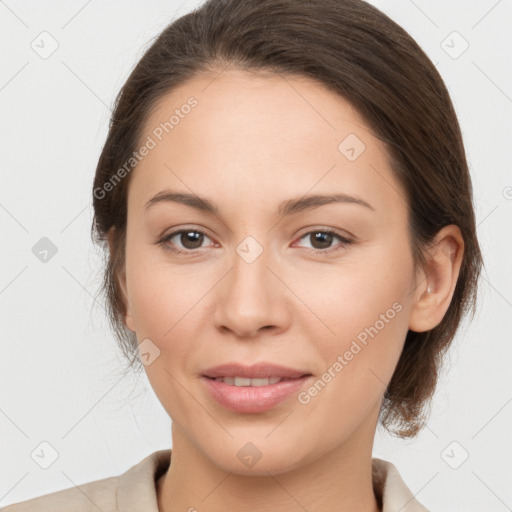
[[157, 227, 353, 255], [295, 229, 353, 254], [158, 228, 214, 254]]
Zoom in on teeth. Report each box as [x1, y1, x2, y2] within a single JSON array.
[[214, 376, 284, 386]]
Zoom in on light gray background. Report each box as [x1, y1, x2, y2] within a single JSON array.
[[1, 0, 511, 510]]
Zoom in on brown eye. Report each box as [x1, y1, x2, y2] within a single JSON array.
[[159, 229, 213, 253], [177, 231, 204, 249], [309, 232, 334, 250], [296, 230, 353, 253]]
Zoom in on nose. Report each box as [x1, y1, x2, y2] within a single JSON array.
[[213, 245, 291, 339]]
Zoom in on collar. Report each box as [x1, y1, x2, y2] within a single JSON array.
[[117, 449, 430, 511]]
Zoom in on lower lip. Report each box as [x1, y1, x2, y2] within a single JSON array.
[[201, 376, 312, 413]]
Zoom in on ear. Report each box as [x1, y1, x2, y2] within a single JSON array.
[[107, 227, 136, 333], [408, 224, 464, 333]]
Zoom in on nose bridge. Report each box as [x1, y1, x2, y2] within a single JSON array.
[[213, 234, 288, 337]]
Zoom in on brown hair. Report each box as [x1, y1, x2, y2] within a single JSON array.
[[91, 0, 483, 438]]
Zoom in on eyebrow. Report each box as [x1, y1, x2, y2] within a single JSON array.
[[144, 190, 375, 216]]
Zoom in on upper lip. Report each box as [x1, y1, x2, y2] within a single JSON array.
[[202, 362, 312, 379]]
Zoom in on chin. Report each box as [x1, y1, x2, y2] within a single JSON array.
[[203, 440, 312, 477]]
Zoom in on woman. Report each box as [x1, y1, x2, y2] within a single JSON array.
[[4, 0, 482, 510]]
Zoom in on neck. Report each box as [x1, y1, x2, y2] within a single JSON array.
[[157, 423, 381, 512]]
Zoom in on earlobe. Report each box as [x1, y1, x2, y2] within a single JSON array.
[[107, 227, 136, 333], [124, 312, 136, 333], [119, 269, 136, 333], [408, 225, 464, 333]]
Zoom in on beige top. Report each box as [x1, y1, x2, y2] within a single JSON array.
[[2, 449, 430, 511]]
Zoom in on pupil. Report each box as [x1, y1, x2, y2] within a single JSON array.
[[182, 231, 203, 249], [312, 232, 331, 249]]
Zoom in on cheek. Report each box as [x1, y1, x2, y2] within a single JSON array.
[[296, 269, 410, 441], [124, 248, 209, 417], [123, 247, 218, 400], [306, 288, 408, 400], [296, 245, 413, 400], [298, 253, 411, 348], [124, 238, 207, 337]]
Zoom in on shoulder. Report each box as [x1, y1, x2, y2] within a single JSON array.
[[1, 474, 119, 512], [372, 457, 431, 512], [2, 449, 172, 512]]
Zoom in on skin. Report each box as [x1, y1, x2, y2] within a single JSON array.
[[109, 67, 463, 512]]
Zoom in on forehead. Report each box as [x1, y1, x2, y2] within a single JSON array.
[[129, 69, 407, 218]]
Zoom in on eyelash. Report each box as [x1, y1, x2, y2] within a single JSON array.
[[157, 228, 354, 255]]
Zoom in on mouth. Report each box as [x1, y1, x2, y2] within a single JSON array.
[[204, 375, 312, 386], [202, 361, 312, 381], [200, 362, 314, 413]]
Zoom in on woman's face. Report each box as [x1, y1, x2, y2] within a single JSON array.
[[119, 69, 423, 474]]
